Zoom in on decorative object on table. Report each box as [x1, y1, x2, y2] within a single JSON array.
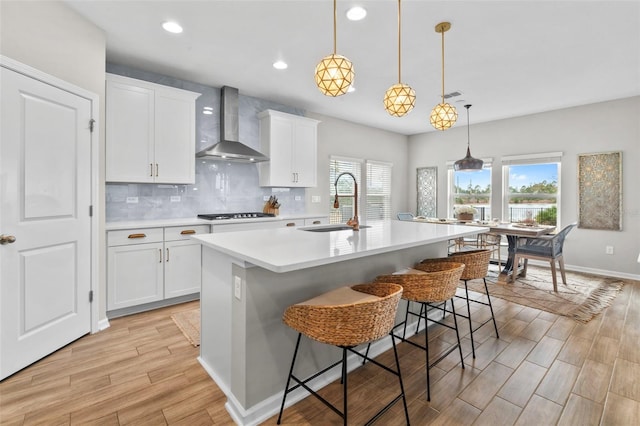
[[430, 22, 458, 130], [577, 151, 622, 230], [474, 265, 627, 323], [171, 308, 200, 347], [263, 195, 280, 215], [383, 0, 415, 117], [417, 166, 437, 217], [315, 0, 354, 96], [454, 205, 477, 221], [453, 105, 484, 171]]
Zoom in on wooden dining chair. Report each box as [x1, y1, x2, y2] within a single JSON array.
[[510, 223, 577, 291]]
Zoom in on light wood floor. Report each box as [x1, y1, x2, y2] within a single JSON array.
[[1, 276, 639, 425]]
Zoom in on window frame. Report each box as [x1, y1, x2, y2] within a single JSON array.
[[501, 152, 562, 225], [447, 158, 493, 220]]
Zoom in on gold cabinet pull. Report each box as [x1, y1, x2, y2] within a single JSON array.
[[286, 222, 296, 227], [150, 163, 153, 177], [128, 233, 146, 239], [180, 229, 196, 235]]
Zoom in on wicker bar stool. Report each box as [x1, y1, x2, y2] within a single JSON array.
[[417, 249, 499, 359], [373, 261, 466, 401], [277, 282, 409, 426]]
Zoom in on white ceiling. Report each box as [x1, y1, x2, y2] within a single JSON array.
[[64, 0, 640, 136]]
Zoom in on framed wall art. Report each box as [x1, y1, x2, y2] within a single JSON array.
[[577, 151, 622, 230], [417, 166, 437, 217]]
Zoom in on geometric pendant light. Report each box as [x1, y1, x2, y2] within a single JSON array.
[[430, 22, 458, 130], [383, 0, 415, 117], [454, 104, 484, 171], [315, 0, 355, 96]]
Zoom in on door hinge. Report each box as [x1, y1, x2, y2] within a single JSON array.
[[89, 205, 93, 217], [89, 290, 94, 303], [89, 118, 95, 133]]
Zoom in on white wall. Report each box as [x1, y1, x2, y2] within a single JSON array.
[[1, 1, 108, 320], [407, 97, 640, 277], [305, 112, 409, 219]]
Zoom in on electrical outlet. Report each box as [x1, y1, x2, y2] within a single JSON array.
[[311, 195, 321, 203], [605, 246, 614, 255], [295, 195, 302, 201], [263, 195, 270, 201], [234, 276, 242, 300], [170, 196, 181, 202], [126, 196, 138, 203]]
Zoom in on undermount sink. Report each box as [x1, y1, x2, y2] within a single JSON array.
[[300, 225, 371, 232]]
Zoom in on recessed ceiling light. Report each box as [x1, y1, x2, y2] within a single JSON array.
[[346, 6, 367, 21], [162, 21, 183, 34], [273, 61, 288, 70]]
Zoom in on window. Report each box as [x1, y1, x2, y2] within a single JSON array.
[[502, 152, 562, 225], [365, 160, 392, 221], [448, 159, 493, 220], [329, 157, 392, 224]]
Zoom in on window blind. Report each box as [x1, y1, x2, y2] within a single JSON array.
[[365, 160, 392, 221], [501, 152, 562, 165]]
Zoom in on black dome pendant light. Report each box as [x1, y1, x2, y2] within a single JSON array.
[[454, 104, 484, 171]]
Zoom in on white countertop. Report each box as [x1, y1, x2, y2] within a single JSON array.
[[192, 220, 488, 273], [105, 214, 325, 231]]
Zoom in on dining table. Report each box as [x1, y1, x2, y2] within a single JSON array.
[[413, 218, 556, 281]]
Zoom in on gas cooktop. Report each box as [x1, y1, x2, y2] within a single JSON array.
[[197, 212, 276, 220]]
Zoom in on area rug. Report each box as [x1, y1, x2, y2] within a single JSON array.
[[467, 265, 628, 323], [171, 308, 200, 347]]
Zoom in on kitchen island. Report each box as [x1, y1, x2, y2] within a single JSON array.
[[192, 220, 487, 425]]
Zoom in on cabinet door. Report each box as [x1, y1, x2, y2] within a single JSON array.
[[106, 80, 154, 182], [267, 116, 295, 185], [164, 240, 201, 298], [154, 90, 196, 184], [107, 243, 164, 310], [293, 120, 317, 187]]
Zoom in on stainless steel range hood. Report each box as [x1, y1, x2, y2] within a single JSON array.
[[196, 86, 269, 162]]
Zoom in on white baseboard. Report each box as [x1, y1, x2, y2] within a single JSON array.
[[96, 318, 110, 332], [525, 259, 640, 281]]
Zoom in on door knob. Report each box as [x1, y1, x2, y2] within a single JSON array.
[[0, 234, 16, 245]]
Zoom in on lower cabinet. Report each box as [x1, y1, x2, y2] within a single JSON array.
[[107, 225, 209, 311]]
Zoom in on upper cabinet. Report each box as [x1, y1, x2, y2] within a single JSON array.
[[258, 109, 320, 187], [106, 74, 201, 184]]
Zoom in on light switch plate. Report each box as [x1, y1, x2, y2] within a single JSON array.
[[170, 196, 181, 202], [234, 276, 242, 300], [311, 195, 321, 203], [126, 197, 138, 204]]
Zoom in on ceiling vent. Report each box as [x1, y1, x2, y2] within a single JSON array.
[[443, 90, 463, 99]]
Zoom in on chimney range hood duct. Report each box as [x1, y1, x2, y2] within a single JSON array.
[[196, 86, 269, 162]]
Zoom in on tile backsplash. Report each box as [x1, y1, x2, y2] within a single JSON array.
[[105, 64, 307, 221]]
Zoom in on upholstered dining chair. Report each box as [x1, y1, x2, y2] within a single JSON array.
[[397, 212, 415, 221], [510, 223, 577, 292]]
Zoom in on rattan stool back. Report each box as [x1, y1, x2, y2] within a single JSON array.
[[419, 249, 490, 281], [282, 282, 403, 347], [375, 262, 465, 303]]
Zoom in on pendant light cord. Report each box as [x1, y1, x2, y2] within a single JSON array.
[[466, 105, 471, 148], [441, 28, 445, 103], [333, 0, 337, 54], [397, 0, 402, 83]]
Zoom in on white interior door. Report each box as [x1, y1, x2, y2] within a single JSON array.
[[0, 64, 93, 380]]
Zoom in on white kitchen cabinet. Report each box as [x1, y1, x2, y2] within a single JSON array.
[[258, 109, 320, 187], [107, 225, 209, 312], [107, 229, 164, 310], [106, 73, 200, 184]]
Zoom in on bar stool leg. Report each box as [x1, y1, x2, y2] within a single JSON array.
[[278, 333, 302, 424], [342, 348, 348, 426], [463, 281, 476, 358], [483, 278, 499, 338], [390, 333, 411, 426], [424, 302, 431, 401], [450, 302, 465, 368]]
